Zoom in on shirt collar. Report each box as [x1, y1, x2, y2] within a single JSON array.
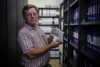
[[24, 23, 38, 30]]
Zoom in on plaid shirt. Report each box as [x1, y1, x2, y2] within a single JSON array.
[[18, 23, 50, 67]]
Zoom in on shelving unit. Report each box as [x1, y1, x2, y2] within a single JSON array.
[[63, 0, 100, 67], [59, 1, 64, 66], [38, 7, 60, 58], [38, 8, 60, 33]]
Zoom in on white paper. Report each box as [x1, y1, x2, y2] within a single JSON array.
[[51, 28, 64, 42]]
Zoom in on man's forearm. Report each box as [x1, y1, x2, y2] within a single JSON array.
[[26, 44, 53, 60]]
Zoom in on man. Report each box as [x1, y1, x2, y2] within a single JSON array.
[[17, 4, 61, 67]]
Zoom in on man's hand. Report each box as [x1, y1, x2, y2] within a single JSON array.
[[48, 35, 54, 44], [50, 40, 61, 48]]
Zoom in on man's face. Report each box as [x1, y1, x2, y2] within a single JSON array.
[[24, 7, 38, 25]]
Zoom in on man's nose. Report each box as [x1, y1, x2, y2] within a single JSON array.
[[31, 14, 34, 18]]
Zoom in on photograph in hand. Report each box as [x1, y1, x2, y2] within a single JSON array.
[[50, 28, 64, 43]]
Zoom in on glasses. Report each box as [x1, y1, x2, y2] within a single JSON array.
[[25, 12, 38, 17]]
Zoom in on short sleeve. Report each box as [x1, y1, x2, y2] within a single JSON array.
[[17, 31, 35, 54]]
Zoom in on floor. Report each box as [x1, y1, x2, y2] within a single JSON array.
[[49, 59, 62, 67]]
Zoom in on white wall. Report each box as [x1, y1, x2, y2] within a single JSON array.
[[28, 0, 60, 8]]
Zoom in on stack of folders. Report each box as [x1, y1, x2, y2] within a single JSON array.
[[73, 6, 79, 23], [72, 27, 79, 46], [87, 27, 100, 57], [86, 0, 100, 22]]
